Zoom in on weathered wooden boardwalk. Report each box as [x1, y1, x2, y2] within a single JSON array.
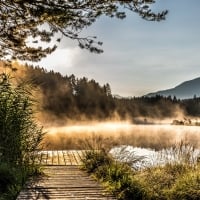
[[17, 151, 116, 200], [33, 150, 84, 166]]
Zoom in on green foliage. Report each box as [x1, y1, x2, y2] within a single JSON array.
[[0, 162, 27, 200], [0, 73, 44, 199], [0, 73, 44, 166], [100, 163, 149, 200], [0, 162, 42, 200], [81, 150, 111, 173], [169, 170, 200, 200], [0, 0, 167, 62], [135, 162, 200, 200], [0, 163, 16, 194], [82, 150, 150, 200]]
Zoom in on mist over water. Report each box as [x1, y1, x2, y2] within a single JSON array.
[[43, 121, 200, 150]]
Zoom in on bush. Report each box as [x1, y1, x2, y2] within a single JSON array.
[[0, 73, 44, 166], [81, 150, 111, 173], [0, 73, 44, 199], [0, 162, 27, 200], [0, 163, 16, 194]]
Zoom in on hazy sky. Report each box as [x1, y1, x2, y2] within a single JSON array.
[[37, 0, 200, 97]]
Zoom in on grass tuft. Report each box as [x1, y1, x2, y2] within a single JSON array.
[[81, 149, 150, 200], [169, 169, 200, 200]]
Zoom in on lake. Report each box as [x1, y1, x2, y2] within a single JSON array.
[[43, 122, 200, 150]]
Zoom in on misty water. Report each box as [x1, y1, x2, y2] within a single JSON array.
[[45, 122, 200, 147], [45, 122, 200, 168]]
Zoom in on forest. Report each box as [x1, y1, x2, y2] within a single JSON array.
[[10, 64, 200, 124]]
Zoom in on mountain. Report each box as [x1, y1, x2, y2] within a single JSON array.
[[146, 77, 200, 99]]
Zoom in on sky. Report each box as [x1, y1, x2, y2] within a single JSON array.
[[36, 0, 200, 97]]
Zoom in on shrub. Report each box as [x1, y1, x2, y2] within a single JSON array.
[[0, 162, 27, 200], [117, 177, 149, 200], [0, 73, 45, 199], [0, 73, 44, 167], [81, 149, 111, 173], [0, 163, 16, 194]]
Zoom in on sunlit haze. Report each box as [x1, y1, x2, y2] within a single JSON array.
[[45, 121, 132, 134], [43, 122, 200, 150]]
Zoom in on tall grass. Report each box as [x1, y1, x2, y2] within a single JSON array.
[[137, 162, 200, 200], [0, 73, 44, 166], [81, 139, 150, 200], [81, 138, 200, 200], [82, 150, 150, 200], [169, 169, 200, 199], [159, 140, 198, 165], [0, 73, 44, 199]]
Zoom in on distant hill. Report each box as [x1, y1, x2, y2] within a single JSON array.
[[146, 77, 200, 99]]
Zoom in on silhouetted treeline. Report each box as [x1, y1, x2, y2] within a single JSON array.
[[25, 66, 115, 120], [24, 65, 200, 122], [114, 95, 181, 120], [181, 97, 200, 116]]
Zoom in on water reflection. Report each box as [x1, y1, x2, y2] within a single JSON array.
[[110, 145, 200, 170], [44, 123, 200, 150]]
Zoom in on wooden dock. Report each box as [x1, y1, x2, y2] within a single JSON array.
[[33, 150, 84, 166], [17, 151, 116, 200]]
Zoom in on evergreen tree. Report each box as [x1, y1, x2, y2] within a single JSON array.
[[104, 83, 112, 96]]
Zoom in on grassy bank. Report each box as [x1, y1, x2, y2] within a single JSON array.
[[81, 148, 200, 200]]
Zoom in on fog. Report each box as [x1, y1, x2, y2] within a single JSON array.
[[43, 121, 200, 150]]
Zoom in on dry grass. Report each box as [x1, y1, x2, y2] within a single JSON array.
[[81, 140, 200, 200]]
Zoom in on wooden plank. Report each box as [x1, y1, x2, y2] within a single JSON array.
[[31, 150, 94, 166], [17, 165, 116, 200], [62, 150, 67, 165], [67, 150, 73, 165]]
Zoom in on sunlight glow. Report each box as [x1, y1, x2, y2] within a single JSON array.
[[43, 122, 200, 150], [45, 121, 132, 134], [39, 48, 75, 68]]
